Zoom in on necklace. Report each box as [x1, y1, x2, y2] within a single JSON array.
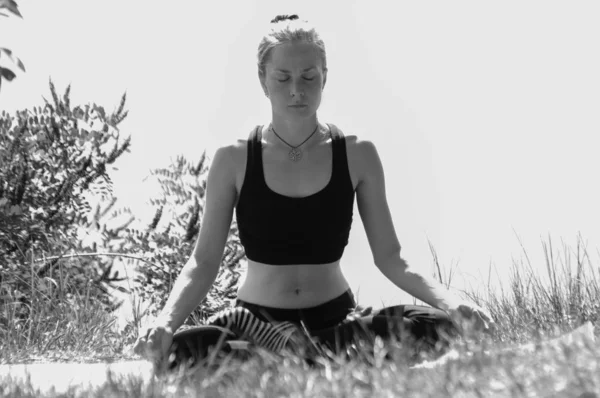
[[270, 123, 320, 162]]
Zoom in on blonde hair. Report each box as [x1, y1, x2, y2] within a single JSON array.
[[257, 14, 328, 77]]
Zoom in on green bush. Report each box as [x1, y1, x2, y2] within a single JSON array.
[[0, 80, 131, 323], [1, 79, 246, 351], [94, 153, 246, 329]]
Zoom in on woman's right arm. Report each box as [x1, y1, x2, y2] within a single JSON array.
[[153, 145, 238, 333]]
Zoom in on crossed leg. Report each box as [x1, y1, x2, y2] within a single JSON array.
[[309, 304, 459, 362], [167, 304, 459, 369]]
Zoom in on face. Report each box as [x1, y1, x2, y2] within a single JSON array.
[[260, 41, 327, 119]]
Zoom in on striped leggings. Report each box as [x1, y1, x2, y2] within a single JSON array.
[[169, 289, 459, 369]]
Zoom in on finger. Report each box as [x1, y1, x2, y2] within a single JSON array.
[[133, 337, 146, 355], [486, 319, 498, 334], [449, 312, 467, 337], [162, 339, 176, 360], [453, 310, 481, 337], [163, 343, 178, 367], [475, 309, 494, 327], [473, 312, 487, 332], [475, 311, 497, 336], [477, 309, 493, 324], [462, 304, 475, 318], [146, 329, 160, 349], [133, 327, 152, 350], [145, 340, 161, 360]]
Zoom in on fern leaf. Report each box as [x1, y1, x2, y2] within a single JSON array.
[[192, 151, 206, 176], [149, 206, 163, 230], [63, 84, 71, 113], [114, 92, 127, 119], [49, 78, 62, 114], [113, 110, 128, 125]]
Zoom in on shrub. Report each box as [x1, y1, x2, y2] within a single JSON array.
[[0, 80, 131, 324], [1, 79, 245, 351], [95, 153, 246, 330]]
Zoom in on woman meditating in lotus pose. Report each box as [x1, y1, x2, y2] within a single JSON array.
[[134, 14, 495, 370]]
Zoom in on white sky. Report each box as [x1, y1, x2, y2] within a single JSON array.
[[1, 1, 599, 308]]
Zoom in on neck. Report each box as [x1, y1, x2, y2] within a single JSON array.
[[269, 115, 321, 148]]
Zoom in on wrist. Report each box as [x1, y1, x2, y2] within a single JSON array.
[[154, 313, 178, 332]]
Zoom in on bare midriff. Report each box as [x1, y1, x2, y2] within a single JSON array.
[[236, 259, 351, 309]]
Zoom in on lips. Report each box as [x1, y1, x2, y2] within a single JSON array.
[[289, 104, 307, 107]]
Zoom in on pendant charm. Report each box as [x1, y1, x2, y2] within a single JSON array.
[[288, 148, 302, 162]]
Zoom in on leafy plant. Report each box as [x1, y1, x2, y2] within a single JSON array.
[[0, 79, 130, 323], [0, 0, 26, 92], [96, 153, 246, 329]]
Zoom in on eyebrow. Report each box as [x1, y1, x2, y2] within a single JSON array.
[[274, 67, 316, 73]]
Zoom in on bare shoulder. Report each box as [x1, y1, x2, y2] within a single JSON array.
[[334, 125, 379, 186], [334, 124, 377, 158], [212, 129, 254, 170], [231, 135, 250, 161], [215, 127, 259, 203]]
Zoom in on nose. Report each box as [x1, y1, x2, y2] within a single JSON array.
[[290, 80, 305, 97]]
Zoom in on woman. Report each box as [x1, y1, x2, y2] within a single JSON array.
[[134, 14, 495, 370]]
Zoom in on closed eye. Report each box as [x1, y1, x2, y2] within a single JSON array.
[[277, 77, 315, 82]]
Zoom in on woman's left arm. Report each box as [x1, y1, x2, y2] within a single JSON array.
[[355, 139, 494, 332]]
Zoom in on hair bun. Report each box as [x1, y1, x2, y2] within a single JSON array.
[[270, 14, 299, 24]]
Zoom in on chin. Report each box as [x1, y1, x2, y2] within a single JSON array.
[[276, 108, 315, 119], [290, 111, 317, 119]]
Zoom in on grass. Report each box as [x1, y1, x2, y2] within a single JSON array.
[[1, 234, 599, 397]]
